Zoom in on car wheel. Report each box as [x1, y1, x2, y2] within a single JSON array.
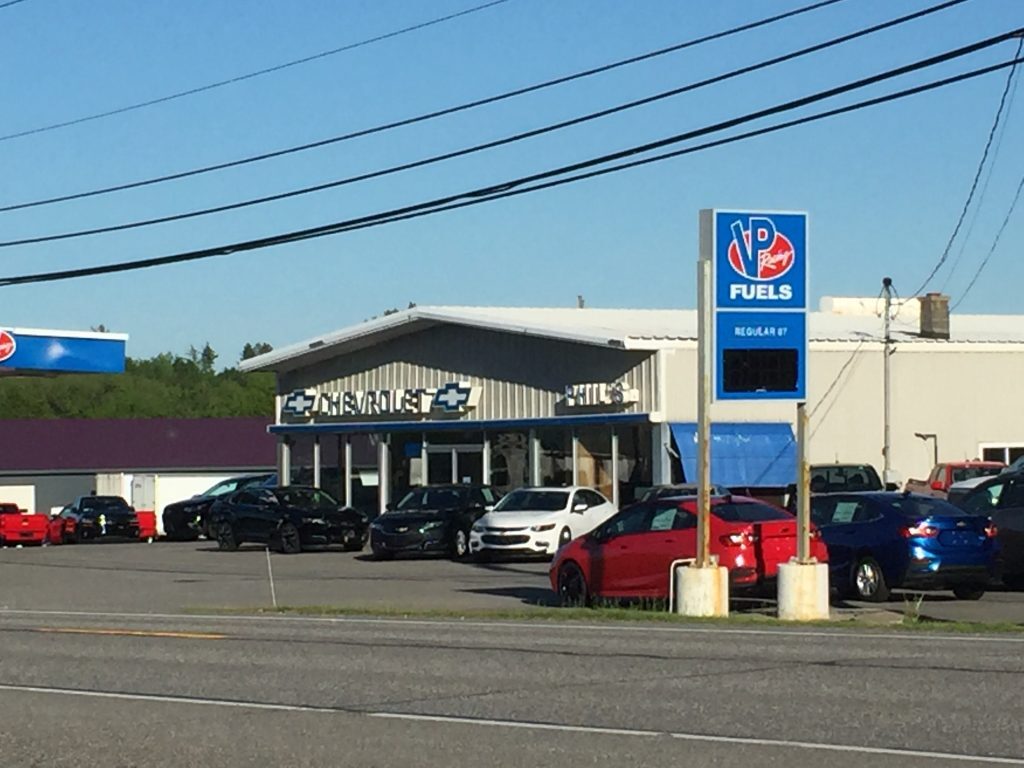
[[450, 528, 470, 560], [558, 526, 572, 549], [216, 523, 239, 552], [852, 557, 890, 602], [371, 547, 393, 561], [952, 584, 985, 601], [557, 562, 590, 607], [342, 534, 364, 552], [278, 523, 302, 555]]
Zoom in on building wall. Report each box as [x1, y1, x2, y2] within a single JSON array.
[[662, 341, 1024, 483], [279, 325, 658, 422], [0, 474, 95, 514]]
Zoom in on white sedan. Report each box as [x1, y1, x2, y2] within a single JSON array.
[[469, 486, 616, 557]]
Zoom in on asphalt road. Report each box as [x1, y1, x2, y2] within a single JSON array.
[[3, 540, 1024, 624], [0, 610, 1022, 767]]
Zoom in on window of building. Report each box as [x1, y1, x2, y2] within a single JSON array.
[[489, 432, 529, 495], [575, 425, 613, 499], [981, 444, 1024, 465]]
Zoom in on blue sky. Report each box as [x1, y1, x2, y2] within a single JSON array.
[[1, 0, 1022, 363]]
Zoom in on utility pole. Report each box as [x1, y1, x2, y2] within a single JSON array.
[[882, 277, 893, 481]]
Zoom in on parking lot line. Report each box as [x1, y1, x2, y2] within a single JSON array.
[[33, 627, 226, 640], [0, 683, 1019, 765]]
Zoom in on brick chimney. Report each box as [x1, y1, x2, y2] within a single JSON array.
[[918, 293, 950, 339]]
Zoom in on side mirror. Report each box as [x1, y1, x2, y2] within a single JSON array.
[[572, 503, 587, 513], [885, 482, 900, 491], [385, 503, 394, 513], [930, 480, 944, 491], [483, 505, 494, 512]]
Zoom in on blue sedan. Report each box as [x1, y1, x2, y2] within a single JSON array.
[[810, 492, 998, 601]]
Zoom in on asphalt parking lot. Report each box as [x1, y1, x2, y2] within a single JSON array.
[[3, 540, 1024, 624]]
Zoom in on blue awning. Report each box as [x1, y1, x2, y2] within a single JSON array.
[[670, 422, 795, 488]]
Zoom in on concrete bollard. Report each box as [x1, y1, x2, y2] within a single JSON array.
[[777, 560, 830, 621], [676, 564, 729, 617]]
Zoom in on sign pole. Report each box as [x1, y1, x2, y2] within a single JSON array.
[[696, 258, 713, 569], [796, 402, 811, 563]]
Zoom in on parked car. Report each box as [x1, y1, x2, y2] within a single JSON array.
[[369, 484, 498, 560], [550, 495, 827, 605], [946, 475, 995, 507], [1001, 456, 1024, 474], [956, 472, 1024, 589], [811, 492, 998, 601], [0, 503, 48, 546], [49, 496, 142, 543], [210, 486, 368, 553], [905, 461, 1004, 499], [470, 486, 615, 558], [162, 473, 274, 540], [784, 463, 887, 513]]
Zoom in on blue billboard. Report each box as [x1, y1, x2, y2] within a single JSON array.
[[701, 210, 808, 401], [0, 328, 126, 374]]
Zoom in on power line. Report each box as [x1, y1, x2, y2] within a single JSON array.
[[0, 1, 982, 248], [910, 35, 1024, 297], [0, 0, 31, 9], [0, 0, 853, 213], [951, 168, 1024, 310], [939, 63, 1021, 292], [0, 0, 511, 143], [1, 50, 1019, 288]]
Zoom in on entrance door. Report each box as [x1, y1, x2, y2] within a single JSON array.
[[426, 445, 483, 485]]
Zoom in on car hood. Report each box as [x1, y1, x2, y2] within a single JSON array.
[[374, 511, 455, 530], [476, 510, 562, 529]]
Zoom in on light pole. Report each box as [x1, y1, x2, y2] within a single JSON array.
[[914, 432, 938, 467]]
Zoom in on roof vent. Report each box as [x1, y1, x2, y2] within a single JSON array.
[[918, 293, 950, 340]]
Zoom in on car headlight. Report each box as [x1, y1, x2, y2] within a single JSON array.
[[369, 520, 382, 530], [530, 523, 556, 532], [471, 524, 485, 533], [419, 520, 445, 532]]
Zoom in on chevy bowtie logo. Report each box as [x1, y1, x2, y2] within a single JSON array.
[[433, 382, 472, 413], [282, 389, 317, 417]]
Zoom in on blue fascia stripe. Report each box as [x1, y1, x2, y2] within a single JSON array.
[[268, 412, 651, 435]]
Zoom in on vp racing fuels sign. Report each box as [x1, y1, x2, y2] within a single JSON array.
[[282, 382, 480, 420], [702, 209, 809, 401], [714, 212, 806, 310]]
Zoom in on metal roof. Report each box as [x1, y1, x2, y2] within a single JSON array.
[[241, 305, 1024, 373]]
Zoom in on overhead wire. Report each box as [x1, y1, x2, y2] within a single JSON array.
[[0, 0, 854, 213], [939, 62, 1021, 292], [0, 0, 30, 9], [0, 0, 512, 143], [0, 1, 984, 248], [951, 169, 1024, 310], [0, 43, 1020, 288], [909, 35, 1024, 297]]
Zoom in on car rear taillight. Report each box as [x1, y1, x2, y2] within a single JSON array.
[[985, 521, 999, 538], [719, 531, 754, 547], [901, 522, 939, 538]]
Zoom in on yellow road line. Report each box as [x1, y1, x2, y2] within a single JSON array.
[[34, 627, 226, 640]]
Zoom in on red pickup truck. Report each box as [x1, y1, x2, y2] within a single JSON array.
[[905, 461, 1005, 499], [0, 503, 49, 546]]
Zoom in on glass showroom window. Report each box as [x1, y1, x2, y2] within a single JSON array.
[[575, 425, 614, 500], [538, 429, 573, 487], [489, 432, 529, 495], [617, 425, 653, 504]]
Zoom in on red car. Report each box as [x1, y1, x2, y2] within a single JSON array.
[[550, 495, 828, 605], [0, 503, 48, 546]]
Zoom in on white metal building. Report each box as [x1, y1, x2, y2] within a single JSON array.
[[241, 298, 1024, 513]]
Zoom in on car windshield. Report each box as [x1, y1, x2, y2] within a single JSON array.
[[395, 488, 466, 511], [0, 504, 20, 515], [950, 466, 1002, 484], [493, 490, 568, 512], [811, 465, 883, 493], [80, 497, 129, 511], [275, 488, 338, 510], [202, 479, 240, 497], [713, 501, 791, 522], [889, 496, 971, 518]]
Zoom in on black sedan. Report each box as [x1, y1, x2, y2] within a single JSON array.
[[56, 495, 139, 543], [369, 484, 498, 560], [162, 473, 273, 540], [209, 486, 369, 554], [957, 471, 1024, 588]]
